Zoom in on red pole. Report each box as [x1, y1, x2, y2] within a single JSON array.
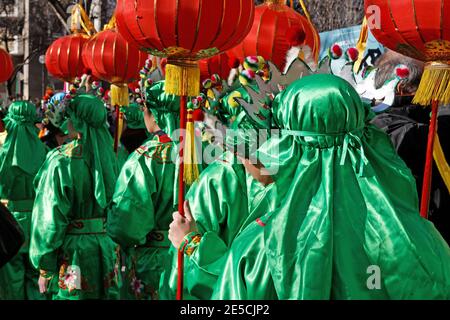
[[113, 105, 120, 154], [176, 95, 187, 300], [420, 99, 439, 219]]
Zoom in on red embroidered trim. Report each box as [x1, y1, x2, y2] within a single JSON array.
[[158, 134, 172, 143]]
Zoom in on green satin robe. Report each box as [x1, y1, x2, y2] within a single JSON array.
[[108, 135, 176, 300], [0, 166, 45, 300], [30, 140, 121, 300], [0, 101, 48, 300], [159, 151, 278, 300]]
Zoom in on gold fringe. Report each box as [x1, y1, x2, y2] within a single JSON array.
[[165, 60, 200, 97], [413, 62, 450, 106], [111, 84, 129, 107], [433, 134, 450, 196], [183, 110, 200, 185]]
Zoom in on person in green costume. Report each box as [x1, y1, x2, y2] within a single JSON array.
[[162, 87, 277, 300], [212, 74, 450, 300], [30, 94, 121, 300], [0, 101, 47, 300], [107, 81, 180, 300]]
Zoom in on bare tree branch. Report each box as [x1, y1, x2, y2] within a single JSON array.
[[46, 0, 70, 32]]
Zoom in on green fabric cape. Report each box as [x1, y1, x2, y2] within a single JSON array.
[[213, 74, 450, 300], [66, 94, 119, 209]]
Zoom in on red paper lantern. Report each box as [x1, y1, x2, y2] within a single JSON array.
[[365, 0, 450, 62], [82, 28, 147, 85], [199, 53, 231, 82], [45, 34, 89, 82], [0, 47, 14, 83], [116, 0, 255, 61], [228, 0, 320, 71]]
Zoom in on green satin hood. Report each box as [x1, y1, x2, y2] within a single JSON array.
[[125, 103, 145, 130], [257, 74, 450, 299], [66, 94, 118, 209], [145, 81, 180, 137], [0, 101, 47, 192], [272, 74, 368, 134]]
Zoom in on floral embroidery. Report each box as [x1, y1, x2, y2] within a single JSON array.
[[58, 257, 90, 294], [126, 254, 160, 300], [104, 246, 121, 289], [131, 277, 144, 295]]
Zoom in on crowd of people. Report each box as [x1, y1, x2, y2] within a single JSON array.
[[0, 46, 449, 300]]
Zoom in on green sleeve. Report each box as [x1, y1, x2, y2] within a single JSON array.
[[184, 159, 249, 299], [212, 222, 277, 300], [107, 154, 156, 247], [29, 156, 71, 273]]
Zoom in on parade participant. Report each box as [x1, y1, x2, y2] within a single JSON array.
[[371, 50, 450, 243], [30, 94, 121, 300], [0, 101, 47, 300], [163, 85, 278, 300], [213, 74, 450, 300], [107, 81, 179, 300]]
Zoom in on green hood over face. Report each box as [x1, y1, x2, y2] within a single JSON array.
[[0, 101, 47, 193], [145, 81, 180, 137], [66, 94, 118, 209]]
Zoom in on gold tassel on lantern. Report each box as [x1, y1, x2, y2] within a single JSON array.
[[165, 59, 200, 97], [413, 62, 450, 106], [111, 83, 130, 107], [111, 83, 129, 152], [183, 109, 200, 185]]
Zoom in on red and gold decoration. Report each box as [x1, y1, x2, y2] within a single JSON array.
[[0, 47, 14, 83], [82, 17, 147, 152], [45, 4, 95, 82], [227, 0, 320, 71], [115, 0, 255, 300], [199, 53, 231, 83], [365, 0, 450, 218]]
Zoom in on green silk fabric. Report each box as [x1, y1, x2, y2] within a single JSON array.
[[66, 94, 119, 209], [145, 81, 180, 137], [0, 101, 47, 195], [213, 74, 450, 300], [0, 101, 47, 300], [124, 103, 145, 130], [108, 135, 177, 299], [30, 94, 121, 300]]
